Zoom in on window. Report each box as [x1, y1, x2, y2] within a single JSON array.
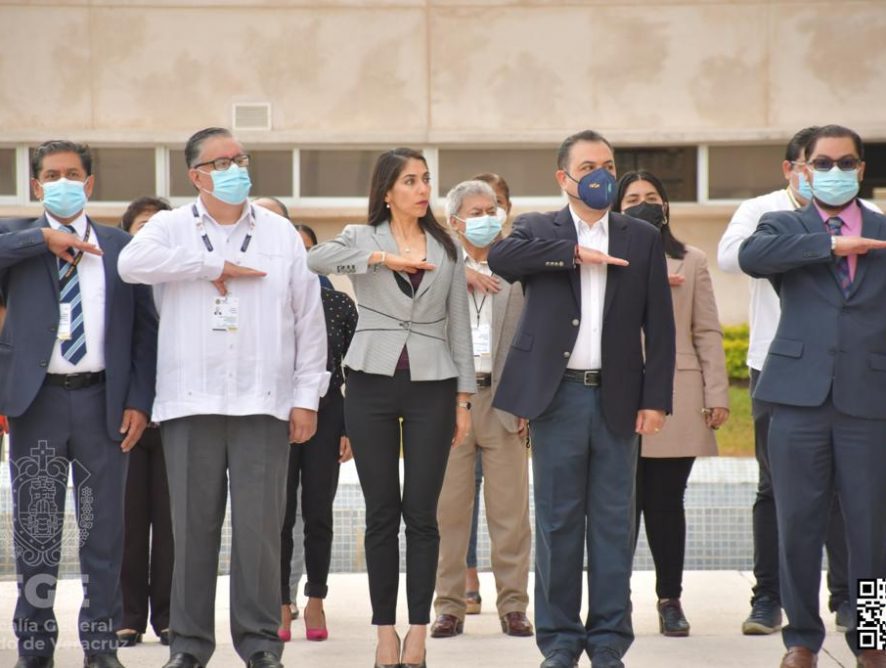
[[615, 147, 698, 202], [439, 149, 559, 198], [859, 142, 886, 200], [300, 150, 384, 197], [0, 149, 15, 196], [708, 145, 784, 200], [170, 149, 293, 199]]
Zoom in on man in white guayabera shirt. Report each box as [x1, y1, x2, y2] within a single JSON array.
[[118, 127, 329, 668]]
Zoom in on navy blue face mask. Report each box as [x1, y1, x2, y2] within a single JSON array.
[[565, 167, 617, 211]]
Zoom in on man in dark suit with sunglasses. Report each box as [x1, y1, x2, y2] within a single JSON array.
[[740, 124, 886, 668]]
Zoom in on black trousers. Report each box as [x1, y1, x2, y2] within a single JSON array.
[[280, 391, 344, 602], [636, 456, 695, 600], [345, 370, 456, 625], [120, 426, 174, 635], [749, 369, 848, 609]]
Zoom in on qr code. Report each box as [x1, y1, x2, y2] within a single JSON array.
[[858, 579, 886, 650]]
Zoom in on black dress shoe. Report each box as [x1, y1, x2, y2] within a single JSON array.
[[116, 630, 142, 648], [83, 653, 125, 668], [247, 651, 283, 668], [162, 653, 203, 668], [14, 657, 54, 668], [539, 651, 578, 668]]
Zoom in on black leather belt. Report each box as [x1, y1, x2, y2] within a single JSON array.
[[44, 371, 106, 390], [563, 369, 602, 387], [475, 373, 492, 388]]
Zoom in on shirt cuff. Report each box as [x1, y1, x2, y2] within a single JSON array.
[[200, 252, 225, 281], [291, 371, 332, 411]]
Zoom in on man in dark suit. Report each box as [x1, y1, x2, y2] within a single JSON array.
[[0, 140, 158, 668], [739, 125, 886, 668], [488, 130, 675, 668]]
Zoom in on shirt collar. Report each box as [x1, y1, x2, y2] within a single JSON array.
[[569, 205, 609, 237], [45, 210, 88, 237], [462, 248, 491, 271], [195, 195, 252, 228], [813, 198, 861, 224]]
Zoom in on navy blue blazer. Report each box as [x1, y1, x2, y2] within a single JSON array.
[[0, 215, 158, 440], [738, 201, 886, 419], [487, 206, 675, 438]]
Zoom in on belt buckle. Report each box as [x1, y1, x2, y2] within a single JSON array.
[[583, 370, 596, 386], [63, 375, 74, 390]]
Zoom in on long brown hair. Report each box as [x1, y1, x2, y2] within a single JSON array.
[[367, 148, 456, 261]]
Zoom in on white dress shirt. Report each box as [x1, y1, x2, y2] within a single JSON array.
[[718, 189, 882, 371], [46, 211, 106, 374], [568, 206, 607, 370], [464, 252, 493, 374], [117, 197, 330, 422]]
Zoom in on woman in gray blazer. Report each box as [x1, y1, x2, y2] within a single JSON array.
[[308, 148, 476, 668]]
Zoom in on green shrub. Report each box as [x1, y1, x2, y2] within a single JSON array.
[[722, 324, 749, 381]]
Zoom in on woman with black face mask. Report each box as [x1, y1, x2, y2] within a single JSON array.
[[614, 170, 731, 638]]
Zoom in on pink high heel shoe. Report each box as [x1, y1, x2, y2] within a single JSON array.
[[305, 610, 328, 641]]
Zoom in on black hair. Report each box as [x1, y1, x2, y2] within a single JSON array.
[[31, 140, 93, 178], [613, 170, 687, 260], [120, 197, 171, 232], [294, 223, 318, 247], [557, 130, 614, 171], [367, 148, 456, 261], [804, 124, 865, 161], [184, 127, 233, 168], [785, 126, 819, 162], [256, 196, 291, 220]]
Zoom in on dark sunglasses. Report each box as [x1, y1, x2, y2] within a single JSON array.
[[808, 156, 861, 172]]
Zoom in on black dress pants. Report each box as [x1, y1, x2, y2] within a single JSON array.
[[120, 425, 174, 635], [636, 456, 695, 600], [344, 370, 456, 625], [280, 391, 344, 602]]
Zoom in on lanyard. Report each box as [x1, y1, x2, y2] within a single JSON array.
[[470, 291, 488, 327], [191, 204, 256, 262], [60, 222, 92, 282], [785, 186, 802, 210]]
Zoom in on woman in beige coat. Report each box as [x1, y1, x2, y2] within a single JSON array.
[[614, 170, 730, 639]]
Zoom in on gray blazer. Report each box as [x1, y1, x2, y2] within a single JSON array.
[[308, 221, 477, 394], [490, 279, 524, 433]]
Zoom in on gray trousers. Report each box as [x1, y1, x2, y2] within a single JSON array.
[[162, 414, 289, 666]]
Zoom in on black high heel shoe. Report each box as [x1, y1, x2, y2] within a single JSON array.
[[401, 630, 427, 668], [374, 631, 401, 668]]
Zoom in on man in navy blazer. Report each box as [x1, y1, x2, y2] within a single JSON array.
[[739, 125, 886, 668], [488, 130, 675, 668], [0, 141, 158, 668]]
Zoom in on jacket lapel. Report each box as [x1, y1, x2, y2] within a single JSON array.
[[37, 214, 61, 295], [603, 213, 631, 322], [90, 219, 115, 333], [847, 205, 883, 299], [798, 203, 846, 296], [552, 206, 580, 307], [491, 281, 508, 358], [415, 232, 444, 299]]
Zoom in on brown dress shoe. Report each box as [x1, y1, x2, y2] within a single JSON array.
[[780, 647, 818, 668], [430, 614, 463, 638], [500, 611, 534, 637], [858, 650, 886, 668]]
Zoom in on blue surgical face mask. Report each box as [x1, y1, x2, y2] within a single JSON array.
[[457, 212, 503, 248], [565, 168, 616, 210], [204, 164, 252, 205], [795, 171, 813, 201], [811, 166, 860, 208], [41, 177, 88, 218]]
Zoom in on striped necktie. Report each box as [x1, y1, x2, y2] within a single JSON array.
[[826, 216, 852, 298], [58, 225, 87, 365]]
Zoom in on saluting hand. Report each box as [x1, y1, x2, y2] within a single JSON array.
[[832, 236, 886, 256], [466, 267, 501, 294], [212, 261, 267, 296], [576, 246, 629, 267], [42, 228, 102, 264], [383, 254, 437, 274]]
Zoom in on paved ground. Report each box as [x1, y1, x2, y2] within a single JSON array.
[[0, 571, 858, 667]]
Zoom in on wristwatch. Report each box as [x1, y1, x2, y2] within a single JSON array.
[[457, 401, 472, 410], [831, 235, 837, 253]]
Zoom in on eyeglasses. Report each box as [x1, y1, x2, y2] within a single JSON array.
[[193, 154, 251, 171], [808, 157, 861, 172]]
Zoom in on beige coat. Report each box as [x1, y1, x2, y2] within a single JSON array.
[[641, 245, 729, 458]]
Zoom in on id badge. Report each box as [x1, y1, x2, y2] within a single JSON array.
[[58, 303, 73, 341], [472, 323, 491, 356], [211, 296, 239, 332]]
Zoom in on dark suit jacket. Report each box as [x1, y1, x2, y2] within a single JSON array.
[[487, 206, 675, 438], [0, 215, 158, 440], [738, 202, 886, 419]]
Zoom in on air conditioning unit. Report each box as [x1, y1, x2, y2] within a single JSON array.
[[232, 103, 272, 131]]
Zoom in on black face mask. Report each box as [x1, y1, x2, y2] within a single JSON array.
[[624, 202, 667, 228]]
